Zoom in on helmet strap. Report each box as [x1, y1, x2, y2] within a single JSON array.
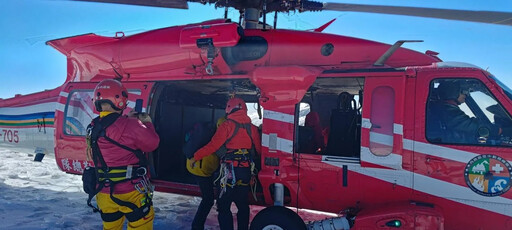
[[228, 108, 241, 115]]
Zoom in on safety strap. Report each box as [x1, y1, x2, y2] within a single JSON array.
[[108, 183, 150, 215], [214, 119, 241, 190], [220, 119, 256, 159], [241, 122, 257, 160], [214, 119, 239, 159], [101, 211, 124, 222], [234, 121, 258, 200], [224, 120, 256, 163], [87, 113, 121, 212], [103, 135, 148, 166], [226, 120, 239, 145], [97, 166, 147, 182], [86, 113, 152, 218], [215, 119, 259, 199], [90, 113, 120, 171]]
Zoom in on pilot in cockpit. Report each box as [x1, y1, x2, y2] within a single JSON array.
[[428, 80, 495, 143]]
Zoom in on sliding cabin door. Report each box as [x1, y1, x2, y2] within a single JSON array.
[[358, 75, 413, 201]]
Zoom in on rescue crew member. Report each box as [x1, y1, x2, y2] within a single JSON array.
[[190, 97, 262, 230], [89, 79, 160, 230], [188, 117, 225, 230]]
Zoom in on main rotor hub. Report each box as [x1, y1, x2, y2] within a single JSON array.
[[202, 0, 324, 13]]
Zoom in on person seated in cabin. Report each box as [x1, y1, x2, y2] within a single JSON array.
[[428, 81, 496, 143], [299, 111, 325, 153]]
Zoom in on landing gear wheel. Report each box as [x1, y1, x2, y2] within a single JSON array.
[[250, 206, 306, 230]]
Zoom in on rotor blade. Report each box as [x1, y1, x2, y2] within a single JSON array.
[[72, 0, 189, 9], [323, 3, 512, 26]]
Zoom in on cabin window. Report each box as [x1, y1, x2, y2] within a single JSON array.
[[369, 86, 394, 156], [297, 103, 311, 126], [64, 90, 95, 136], [63, 89, 142, 136], [246, 102, 264, 127], [426, 78, 512, 146], [295, 77, 363, 157], [295, 103, 317, 153]]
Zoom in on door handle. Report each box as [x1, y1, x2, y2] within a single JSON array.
[[426, 157, 445, 163], [425, 156, 447, 175]]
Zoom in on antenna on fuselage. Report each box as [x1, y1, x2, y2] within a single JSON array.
[[262, 1, 267, 30], [274, 11, 278, 28], [374, 40, 423, 66], [224, 0, 228, 19]]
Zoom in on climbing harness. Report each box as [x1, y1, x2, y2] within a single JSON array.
[[214, 120, 258, 200], [84, 113, 153, 222]]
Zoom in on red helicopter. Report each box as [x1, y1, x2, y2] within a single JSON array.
[[1, 0, 512, 229]]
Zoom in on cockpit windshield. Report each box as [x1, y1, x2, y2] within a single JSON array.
[[426, 78, 512, 146]]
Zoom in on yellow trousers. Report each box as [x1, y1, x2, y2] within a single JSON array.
[[97, 190, 154, 230]]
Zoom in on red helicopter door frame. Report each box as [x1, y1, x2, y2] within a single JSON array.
[[412, 68, 512, 222], [251, 66, 321, 206], [54, 81, 153, 174], [360, 75, 406, 170], [355, 75, 414, 203]]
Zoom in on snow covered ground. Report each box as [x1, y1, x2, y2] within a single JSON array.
[[0, 148, 218, 229], [0, 148, 334, 230]]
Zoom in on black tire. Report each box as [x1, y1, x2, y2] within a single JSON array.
[[250, 206, 307, 230]]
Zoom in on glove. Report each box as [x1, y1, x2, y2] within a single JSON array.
[[138, 113, 152, 123], [189, 158, 197, 168]]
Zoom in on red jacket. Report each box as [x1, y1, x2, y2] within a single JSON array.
[[194, 110, 262, 161], [305, 111, 325, 152], [97, 115, 160, 194]]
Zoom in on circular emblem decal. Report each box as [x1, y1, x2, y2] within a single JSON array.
[[464, 154, 512, 197]]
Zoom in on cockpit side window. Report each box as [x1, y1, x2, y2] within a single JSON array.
[[64, 90, 94, 136], [63, 89, 141, 136], [426, 78, 512, 146]]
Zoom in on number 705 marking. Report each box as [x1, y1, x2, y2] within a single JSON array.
[[2, 129, 19, 143]]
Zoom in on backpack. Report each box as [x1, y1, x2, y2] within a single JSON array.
[[184, 122, 219, 177], [183, 122, 215, 158]]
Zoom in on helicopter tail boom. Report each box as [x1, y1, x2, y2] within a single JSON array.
[[46, 33, 117, 56]]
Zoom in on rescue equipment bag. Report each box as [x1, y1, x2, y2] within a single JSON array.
[[186, 154, 219, 177], [84, 113, 153, 222], [82, 166, 98, 195]]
